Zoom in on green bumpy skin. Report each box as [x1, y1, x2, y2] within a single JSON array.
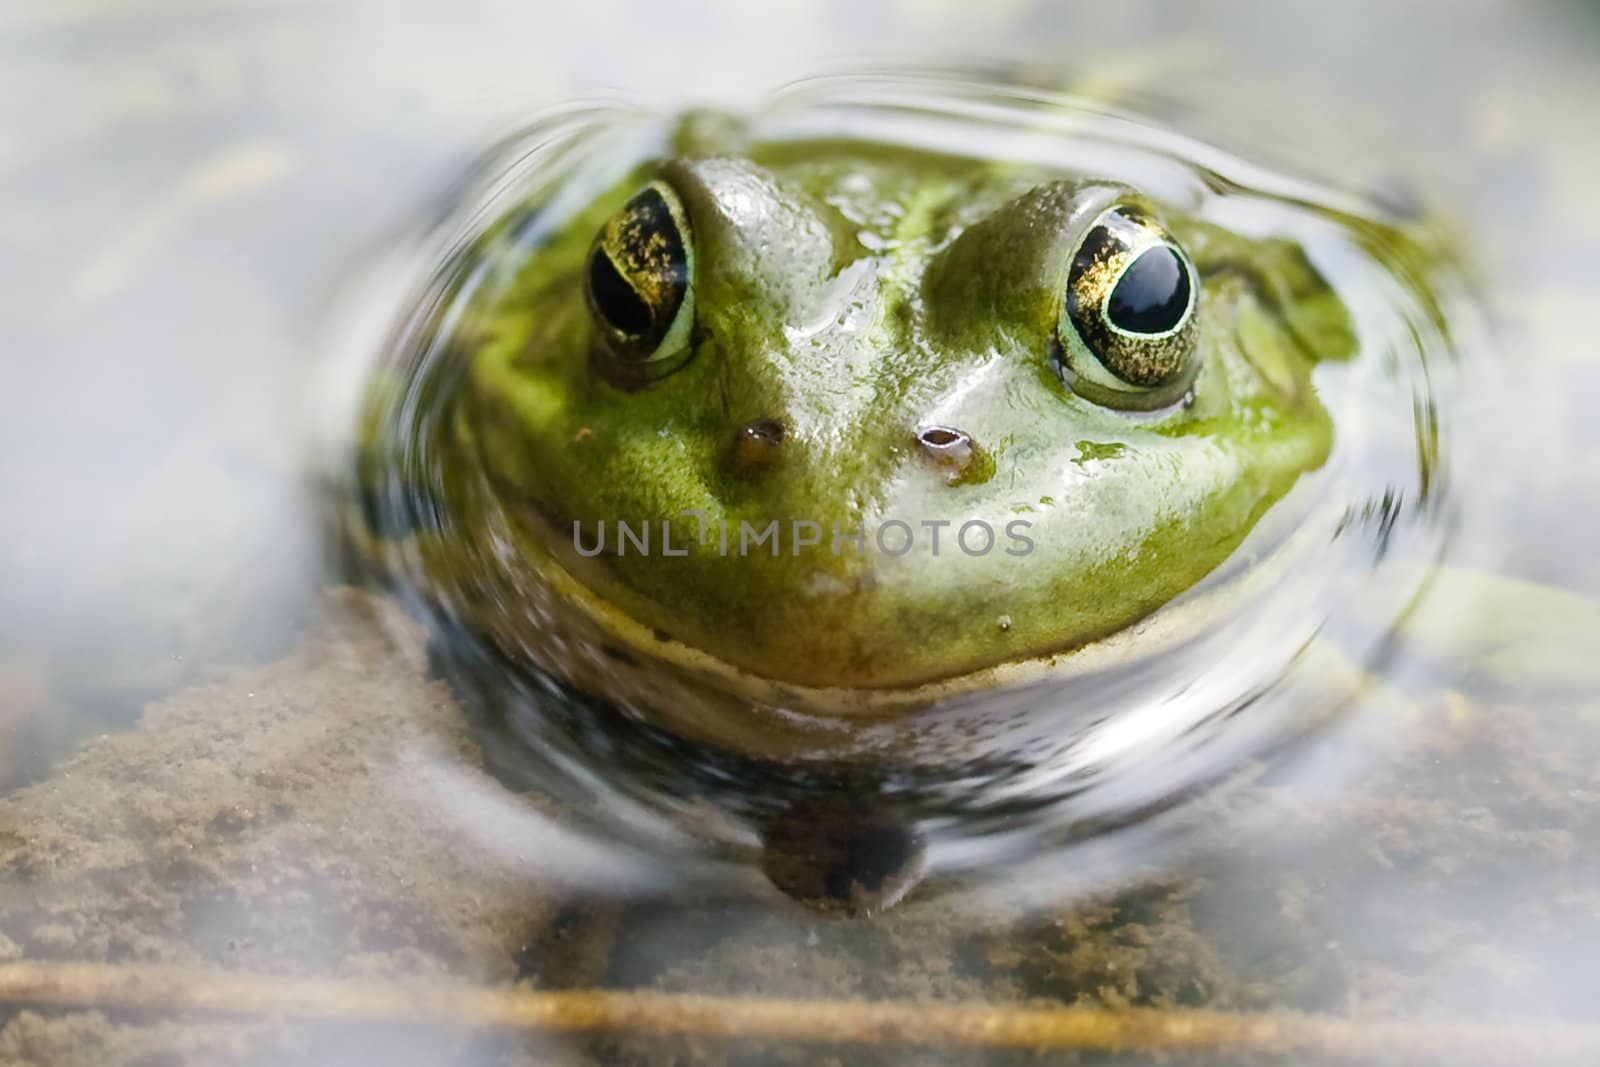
[[452, 126, 1356, 692]]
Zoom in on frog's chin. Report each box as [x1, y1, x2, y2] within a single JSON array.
[[513, 519, 1279, 761], [477, 490, 1337, 761]]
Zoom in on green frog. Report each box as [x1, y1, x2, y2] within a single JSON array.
[[351, 104, 1427, 763]]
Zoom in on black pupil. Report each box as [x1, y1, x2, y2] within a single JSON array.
[[587, 250, 652, 337], [1107, 247, 1190, 335]]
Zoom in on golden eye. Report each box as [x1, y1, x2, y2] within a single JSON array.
[[1056, 205, 1200, 410], [584, 179, 696, 382]]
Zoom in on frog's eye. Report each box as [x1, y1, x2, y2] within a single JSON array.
[[1055, 205, 1200, 410], [584, 179, 696, 381]]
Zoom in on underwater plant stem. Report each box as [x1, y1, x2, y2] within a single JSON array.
[[0, 961, 1593, 1062]]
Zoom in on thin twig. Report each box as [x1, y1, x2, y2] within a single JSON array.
[[0, 961, 1592, 1062]]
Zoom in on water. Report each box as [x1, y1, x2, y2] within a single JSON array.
[[2, 3, 1599, 1065]]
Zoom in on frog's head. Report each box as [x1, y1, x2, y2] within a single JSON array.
[[468, 140, 1353, 692]]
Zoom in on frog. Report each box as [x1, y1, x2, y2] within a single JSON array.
[[348, 102, 1385, 767]]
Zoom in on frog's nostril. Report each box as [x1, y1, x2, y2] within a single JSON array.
[[916, 425, 994, 486], [730, 417, 787, 472], [918, 425, 972, 467]]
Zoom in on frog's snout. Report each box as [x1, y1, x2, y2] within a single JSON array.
[[724, 417, 991, 489]]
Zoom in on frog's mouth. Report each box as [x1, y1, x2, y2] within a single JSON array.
[[512, 494, 1321, 723]]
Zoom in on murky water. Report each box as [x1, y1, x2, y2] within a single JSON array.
[[3, 3, 1600, 1065]]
